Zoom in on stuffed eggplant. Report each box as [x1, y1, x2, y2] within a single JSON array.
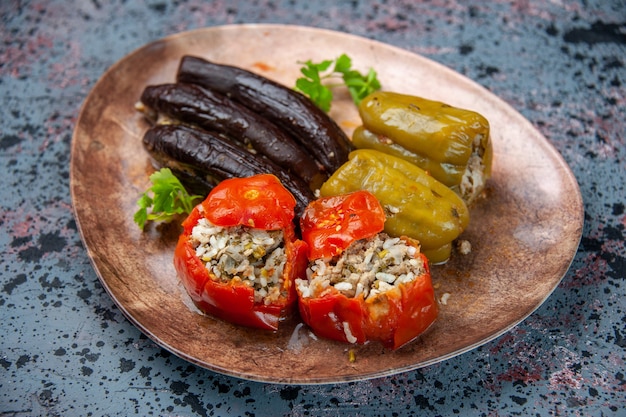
[[138, 83, 326, 190], [176, 55, 354, 173], [142, 124, 315, 216]]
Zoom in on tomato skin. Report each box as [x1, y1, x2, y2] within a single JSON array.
[[364, 253, 437, 349], [300, 190, 386, 259], [203, 174, 297, 230], [297, 289, 367, 344], [174, 175, 308, 331], [297, 251, 437, 349]]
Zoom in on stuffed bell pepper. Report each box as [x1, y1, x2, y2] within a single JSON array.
[[295, 190, 438, 350], [320, 149, 470, 264], [353, 91, 493, 205], [173, 174, 308, 331]]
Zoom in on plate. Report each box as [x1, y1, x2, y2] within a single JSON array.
[[70, 24, 583, 384]]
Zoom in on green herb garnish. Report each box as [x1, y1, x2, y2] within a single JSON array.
[[134, 168, 203, 230], [295, 53, 381, 112]]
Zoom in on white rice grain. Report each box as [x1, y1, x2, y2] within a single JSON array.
[[189, 218, 287, 304], [298, 233, 426, 301]]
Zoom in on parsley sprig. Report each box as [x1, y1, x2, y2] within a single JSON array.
[[134, 168, 203, 230], [295, 54, 381, 112]]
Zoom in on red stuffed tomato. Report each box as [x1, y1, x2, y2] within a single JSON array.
[[296, 190, 438, 349], [174, 174, 308, 331]]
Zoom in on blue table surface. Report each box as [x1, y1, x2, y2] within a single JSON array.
[[1, 1, 625, 416]]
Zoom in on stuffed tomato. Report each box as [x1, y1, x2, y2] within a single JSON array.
[[296, 190, 438, 350], [174, 174, 308, 331]]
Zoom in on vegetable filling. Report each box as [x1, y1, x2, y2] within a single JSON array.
[[190, 218, 287, 304], [297, 233, 426, 300]]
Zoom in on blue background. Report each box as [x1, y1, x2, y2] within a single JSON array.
[[1, 1, 625, 415]]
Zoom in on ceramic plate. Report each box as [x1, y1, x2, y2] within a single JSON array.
[[70, 24, 583, 384]]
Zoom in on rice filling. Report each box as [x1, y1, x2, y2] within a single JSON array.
[[297, 233, 426, 300], [189, 218, 287, 304]]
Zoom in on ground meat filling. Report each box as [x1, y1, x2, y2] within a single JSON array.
[[189, 218, 288, 304], [297, 233, 426, 300]]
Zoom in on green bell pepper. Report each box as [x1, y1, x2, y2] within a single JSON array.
[[354, 91, 493, 204], [320, 149, 470, 264]]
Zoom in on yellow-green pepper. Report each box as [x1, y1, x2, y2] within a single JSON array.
[[354, 91, 493, 204], [320, 149, 470, 264]]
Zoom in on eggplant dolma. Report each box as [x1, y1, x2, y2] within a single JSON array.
[[176, 55, 354, 173], [142, 124, 315, 216], [138, 83, 326, 190]]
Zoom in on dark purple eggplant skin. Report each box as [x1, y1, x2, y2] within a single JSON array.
[[142, 124, 315, 216], [139, 83, 326, 190], [176, 55, 354, 173]]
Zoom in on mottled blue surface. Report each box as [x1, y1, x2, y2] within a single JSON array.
[[1, 0, 625, 416]]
